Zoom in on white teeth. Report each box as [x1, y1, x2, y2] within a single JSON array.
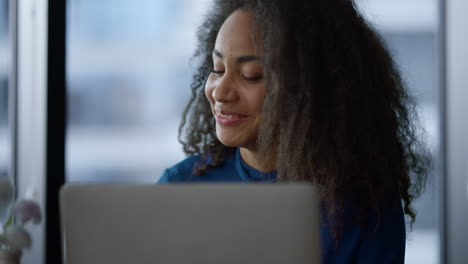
[[218, 112, 243, 119]]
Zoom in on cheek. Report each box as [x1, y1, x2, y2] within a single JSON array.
[[251, 87, 265, 112]]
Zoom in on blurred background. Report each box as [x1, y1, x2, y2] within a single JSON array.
[[0, 0, 9, 181], [66, 0, 440, 263], [0, 0, 441, 263]]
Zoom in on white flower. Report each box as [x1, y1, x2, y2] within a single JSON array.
[[4, 226, 31, 249], [11, 200, 42, 225]]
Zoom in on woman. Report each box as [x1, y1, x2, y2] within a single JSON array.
[[158, 0, 430, 263]]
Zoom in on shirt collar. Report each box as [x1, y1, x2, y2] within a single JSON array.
[[234, 148, 277, 182]]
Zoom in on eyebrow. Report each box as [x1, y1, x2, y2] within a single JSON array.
[[213, 49, 261, 64]]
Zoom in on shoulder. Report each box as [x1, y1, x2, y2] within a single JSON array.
[[157, 149, 242, 183], [321, 194, 406, 263], [355, 197, 406, 263], [157, 154, 201, 183]]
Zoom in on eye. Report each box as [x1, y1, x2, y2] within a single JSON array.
[[242, 75, 263, 82], [211, 70, 225, 76]]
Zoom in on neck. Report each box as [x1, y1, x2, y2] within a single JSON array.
[[239, 147, 276, 173]]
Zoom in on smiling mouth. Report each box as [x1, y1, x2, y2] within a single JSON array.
[[214, 110, 249, 126], [215, 110, 248, 119]]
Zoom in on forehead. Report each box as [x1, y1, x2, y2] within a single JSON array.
[[215, 10, 260, 55]]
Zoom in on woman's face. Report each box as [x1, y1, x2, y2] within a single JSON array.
[[205, 10, 264, 149]]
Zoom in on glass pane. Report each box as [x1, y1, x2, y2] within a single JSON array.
[[66, 0, 210, 182], [358, 1, 440, 263], [67, 0, 441, 263]]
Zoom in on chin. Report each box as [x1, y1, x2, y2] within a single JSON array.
[[216, 134, 257, 149], [215, 130, 241, 147], [217, 136, 240, 148], [216, 126, 258, 148]]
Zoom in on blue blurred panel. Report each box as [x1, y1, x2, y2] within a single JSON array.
[[68, 0, 181, 42], [66, 0, 209, 183]]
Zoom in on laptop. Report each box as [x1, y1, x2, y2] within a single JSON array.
[[60, 183, 321, 264]]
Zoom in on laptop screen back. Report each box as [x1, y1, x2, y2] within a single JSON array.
[[60, 183, 321, 264]]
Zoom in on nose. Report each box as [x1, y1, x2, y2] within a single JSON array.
[[212, 74, 239, 103]]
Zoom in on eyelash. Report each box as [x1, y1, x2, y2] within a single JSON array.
[[211, 70, 224, 75], [243, 75, 263, 82], [211, 70, 263, 82]]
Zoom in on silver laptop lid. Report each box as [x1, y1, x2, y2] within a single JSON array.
[[60, 183, 321, 264]]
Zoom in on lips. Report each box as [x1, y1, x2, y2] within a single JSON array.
[[215, 109, 248, 119], [214, 109, 249, 126]]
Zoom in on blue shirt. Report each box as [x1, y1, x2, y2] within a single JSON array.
[[158, 148, 406, 264]]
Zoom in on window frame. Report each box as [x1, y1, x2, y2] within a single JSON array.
[[14, 0, 65, 263]]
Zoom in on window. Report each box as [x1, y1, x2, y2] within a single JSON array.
[[66, 0, 210, 183], [66, 1, 441, 263]]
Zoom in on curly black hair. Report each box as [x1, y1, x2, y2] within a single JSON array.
[[178, 0, 431, 237]]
